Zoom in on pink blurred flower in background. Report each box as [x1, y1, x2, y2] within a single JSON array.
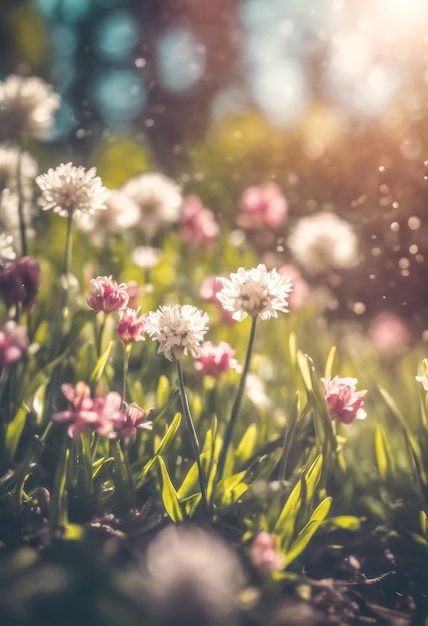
[[194, 341, 238, 376], [52, 382, 123, 438], [86, 275, 129, 313], [368, 312, 410, 353], [179, 195, 219, 244], [321, 375, 367, 424], [250, 531, 284, 573], [0, 321, 28, 372], [125, 280, 140, 309], [116, 308, 146, 343], [238, 182, 288, 231], [278, 264, 309, 310], [199, 276, 235, 324]]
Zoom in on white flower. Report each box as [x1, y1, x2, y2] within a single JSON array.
[[216, 264, 293, 321], [0, 74, 60, 137], [287, 212, 359, 275], [121, 172, 182, 240], [0, 189, 34, 239], [131, 245, 162, 270], [145, 304, 209, 361], [75, 189, 139, 243], [0, 233, 15, 263], [36, 162, 109, 218], [0, 145, 38, 192]]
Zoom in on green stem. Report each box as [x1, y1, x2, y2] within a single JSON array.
[[217, 315, 258, 482], [112, 439, 134, 513], [176, 358, 208, 512], [50, 434, 70, 532], [96, 312, 107, 357], [16, 145, 27, 257], [62, 212, 73, 277], [122, 342, 132, 402]]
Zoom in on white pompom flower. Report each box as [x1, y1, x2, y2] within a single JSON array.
[[216, 264, 293, 322]]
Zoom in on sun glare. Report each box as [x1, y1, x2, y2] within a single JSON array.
[[375, 0, 428, 34]]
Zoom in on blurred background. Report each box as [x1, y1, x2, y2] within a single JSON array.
[[1, 0, 428, 340]]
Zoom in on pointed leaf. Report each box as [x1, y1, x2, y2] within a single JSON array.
[[234, 423, 258, 466], [90, 341, 113, 384], [155, 412, 182, 456], [156, 456, 183, 522]]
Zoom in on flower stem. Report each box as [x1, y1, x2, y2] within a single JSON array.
[[62, 212, 73, 277], [217, 315, 258, 482], [176, 358, 208, 512], [16, 146, 27, 257], [122, 342, 132, 402], [50, 433, 70, 533]]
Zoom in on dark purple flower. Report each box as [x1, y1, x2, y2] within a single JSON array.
[[0, 257, 41, 309]]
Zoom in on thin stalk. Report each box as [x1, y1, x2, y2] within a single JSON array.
[[96, 312, 107, 357], [122, 342, 132, 402], [112, 438, 134, 513], [50, 434, 70, 532], [62, 212, 73, 277], [16, 145, 27, 257], [176, 358, 208, 512], [217, 315, 258, 482]]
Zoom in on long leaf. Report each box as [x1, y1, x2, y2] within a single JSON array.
[[5, 404, 28, 460], [156, 456, 183, 522], [155, 412, 182, 456], [285, 497, 332, 566]]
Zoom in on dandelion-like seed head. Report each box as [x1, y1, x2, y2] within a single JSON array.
[[121, 172, 182, 240], [36, 162, 109, 218], [146, 304, 209, 361], [0, 74, 60, 138], [287, 212, 359, 275], [216, 264, 293, 321]]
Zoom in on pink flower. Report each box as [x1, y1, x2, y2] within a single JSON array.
[[116, 401, 153, 437], [126, 280, 140, 309], [179, 195, 219, 244], [199, 276, 235, 324], [86, 275, 129, 313], [0, 257, 41, 309], [278, 264, 309, 310], [368, 312, 410, 353], [116, 308, 146, 343], [250, 531, 284, 573], [0, 321, 28, 371], [238, 182, 288, 231], [194, 341, 237, 376], [52, 382, 123, 438], [321, 376, 367, 424]]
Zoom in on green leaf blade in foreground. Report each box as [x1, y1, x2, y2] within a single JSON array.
[[156, 456, 183, 523], [285, 496, 333, 567]]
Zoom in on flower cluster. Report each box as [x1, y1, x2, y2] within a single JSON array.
[[121, 172, 182, 240], [86, 275, 129, 313], [146, 304, 209, 361], [322, 376, 367, 424], [36, 162, 109, 218], [216, 264, 293, 321], [194, 341, 237, 376], [179, 195, 219, 244], [52, 382, 151, 439], [287, 212, 359, 275], [0, 74, 60, 137], [238, 182, 288, 232]]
